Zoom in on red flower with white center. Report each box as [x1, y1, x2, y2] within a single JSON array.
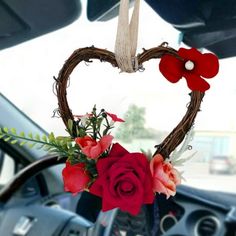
[[159, 48, 219, 92]]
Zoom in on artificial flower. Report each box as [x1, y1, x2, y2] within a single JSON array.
[[75, 135, 113, 159], [159, 47, 219, 92], [150, 154, 181, 199], [74, 113, 92, 126], [106, 112, 125, 122], [62, 162, 90, 195], [90, 143, 154, 215]]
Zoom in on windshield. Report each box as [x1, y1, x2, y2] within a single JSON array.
[[1, 2, 236, 194]]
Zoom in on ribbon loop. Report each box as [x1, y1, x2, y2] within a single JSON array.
[[115, 0, 140, 73]]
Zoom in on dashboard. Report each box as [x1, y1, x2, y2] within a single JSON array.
[[105, 185, 236, 236], [1, 179, 236, 236], [155, 185, 236, 236], [158, 195, 226, 235], [29, 185, 236, 236]]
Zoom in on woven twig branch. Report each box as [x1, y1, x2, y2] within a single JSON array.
[[55, 45, 204, 159]]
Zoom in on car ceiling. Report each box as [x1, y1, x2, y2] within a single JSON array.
[[0, 0, 81, 50], [0, 0, 236, 58]]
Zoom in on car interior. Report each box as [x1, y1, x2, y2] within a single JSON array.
[[0, 1, 236, 236]]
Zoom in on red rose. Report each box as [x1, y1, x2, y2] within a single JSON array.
[[159, 47, 219, 92], [62, 161, 90, 195], [150, 154, 181, 199], [89, 143, 154, 215], [75, 135, 113, 159]]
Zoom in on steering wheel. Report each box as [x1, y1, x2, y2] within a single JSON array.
[[0, 155, 118, 236], [4, 155, 230, 236]]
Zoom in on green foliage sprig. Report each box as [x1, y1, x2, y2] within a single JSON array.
[[0, 127, 76, 158], [0, 106, 123, 179], [71, 106, 115, 139]]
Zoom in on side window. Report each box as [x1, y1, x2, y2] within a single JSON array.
[[0, 149, 15, 186]]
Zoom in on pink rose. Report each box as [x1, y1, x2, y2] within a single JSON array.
[[75, 135, 113, 159], [150, 154, 181, 198], [90, 143, 154, 215], [62, 162, 90, 195]]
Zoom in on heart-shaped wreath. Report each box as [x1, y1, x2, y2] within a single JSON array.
[[54, 44, 219, 215], [0, 0, 220, 215], [0, 43, 219, 215]]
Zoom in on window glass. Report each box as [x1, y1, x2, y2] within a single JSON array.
[[0, 2, 236, 194]]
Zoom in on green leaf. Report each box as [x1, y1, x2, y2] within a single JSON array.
[[43, 145, 53, 151], [35, 134, 41, 141], [0, 134, 6, 139], [20, 141, 27, 146], [48, 132, 55, 143], [97, 117, 103, 128], [28, 143, 36, 148], [11, 140, 18, 144], [79, 128, 86, 137], [76, 126, 80, 136], [10, 128, 17, 135], [4, 137, 11, 142], [3, 127, 9, 133], [28, 132, 33, 139], [48, 148, 59, 154], [54, 139, 61, 146], [67, 141, 73, 149], [19, 131, 25, 138], [68, 119, 73, 133], [42, 135, 48, 142]]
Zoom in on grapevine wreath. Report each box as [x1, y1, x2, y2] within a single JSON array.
[[0, 44, 219, 215], [0, 1, 219, 216], [55, 44, 219, 215]]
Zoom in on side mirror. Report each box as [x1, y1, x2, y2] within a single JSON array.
[[0, 151, 15, 186]]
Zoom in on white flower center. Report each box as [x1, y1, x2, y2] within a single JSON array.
[[184, 60, 194, 70]]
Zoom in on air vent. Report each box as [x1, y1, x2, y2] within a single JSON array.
[[195, 215, 220, 236], [68, 229, 81, 236]]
